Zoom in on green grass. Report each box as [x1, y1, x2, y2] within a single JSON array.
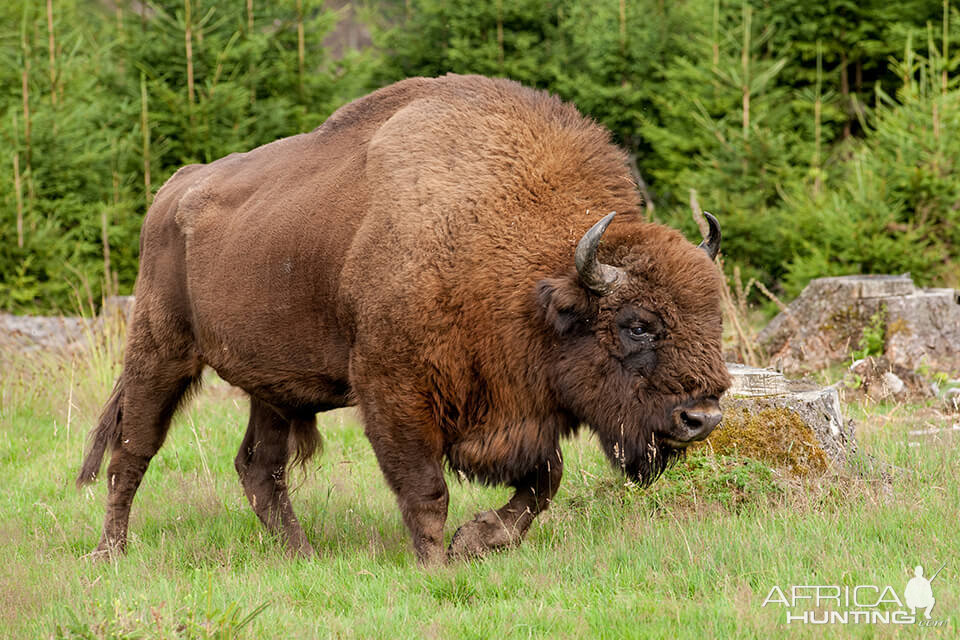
[[1, 338, 958, 639]]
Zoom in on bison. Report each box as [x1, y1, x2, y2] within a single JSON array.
[[78, 74, 731, 564]]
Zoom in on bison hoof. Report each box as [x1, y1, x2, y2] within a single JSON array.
[[84, 538, 125, 561], [447, 511, 519, 560], [285, 538, 316, 559]]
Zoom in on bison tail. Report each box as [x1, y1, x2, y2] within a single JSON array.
[[289, 414, 322, 470], [76, 379, 125, 488]]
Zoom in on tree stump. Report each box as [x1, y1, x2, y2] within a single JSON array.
[[702, 363, 856, 475], [758, 274, 960, 375]]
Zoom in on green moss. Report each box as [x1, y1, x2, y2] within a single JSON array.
[[700, 406, 829, 476], [821, 305, 860, 336], [886, 316, 911, 338]]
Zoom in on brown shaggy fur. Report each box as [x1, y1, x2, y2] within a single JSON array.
[[78, 74, 730, 564]]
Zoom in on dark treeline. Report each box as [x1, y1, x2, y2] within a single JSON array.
[[2, 0, 958, 313]]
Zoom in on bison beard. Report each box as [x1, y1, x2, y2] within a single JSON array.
[[77, 74, 730, 565]]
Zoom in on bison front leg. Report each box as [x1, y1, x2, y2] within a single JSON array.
[[360, 402, 449, 566], [448, 454, 563, 560], [395, 461, 449, 566]]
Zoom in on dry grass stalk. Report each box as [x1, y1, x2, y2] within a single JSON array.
[[115, 3, 125, 76], [46, 0, 56, 107], [185, 0, 195, 108], [65, 264, 96, 316], [751, 279, 827, 360], [733, 265, 755, 317], [753, 279, 791, 318], [619, 0, 627, 55], [687, 190, 757, 363], [101, 208, 112, 298], [689, 188, 709, 239], [13, 153, 24, 249], [741, 1, 751, 140], [497, 0, 505, 69], [689, 191, 778, 366], [711, 0, 719, 69], [943, 0, 950, 95], [247, 0, 256, 103], [21, 44, 31, 169], [297, 0, 306, 100], [140, 73, 152, 208], [719, 257, 760, 366], [813, 42, 823, 194], [627, 154, 655, 215]]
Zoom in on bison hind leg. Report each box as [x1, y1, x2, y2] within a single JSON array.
[[84, 362, 202, 557], [235, 398, 316, 558]]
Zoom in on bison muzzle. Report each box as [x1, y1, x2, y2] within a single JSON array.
[[77, 74, 731, 565]]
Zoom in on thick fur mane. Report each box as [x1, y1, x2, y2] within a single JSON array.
[[340, 75, 690, 484]]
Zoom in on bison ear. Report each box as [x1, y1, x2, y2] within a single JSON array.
[[536, 275, 593, 335]]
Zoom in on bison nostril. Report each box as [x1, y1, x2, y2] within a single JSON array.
[[680, 410, 722, 434]]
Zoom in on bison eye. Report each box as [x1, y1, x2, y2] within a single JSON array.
[[616, 307, 662, 356], [628, 325, 651, 340]]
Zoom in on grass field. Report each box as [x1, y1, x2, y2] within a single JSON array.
[[1, 329, 958, 639]]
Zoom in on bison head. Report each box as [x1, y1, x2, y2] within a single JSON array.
[[536, 212, 730, 483]]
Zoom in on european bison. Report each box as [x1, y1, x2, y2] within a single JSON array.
[[78, 74, 730, 564]]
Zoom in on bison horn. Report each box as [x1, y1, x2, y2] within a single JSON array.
[[698, 211, 721, 261], [575, 211, 625, 296]]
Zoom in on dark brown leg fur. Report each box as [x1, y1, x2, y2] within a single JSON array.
[[359, 401, 449, 566], [448, 454, 563, 560], [395, 460, 449, 567], [88, 311, 201, 556], [234, 398, 315, 557]]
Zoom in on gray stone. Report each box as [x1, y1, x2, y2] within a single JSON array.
[[0, 296, 135, 355], [881, 371, 905, 395], [0, 313, 91, 353]]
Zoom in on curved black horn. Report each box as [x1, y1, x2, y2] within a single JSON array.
[[698, 211, 721, 261], [575, 212, 625, 296]]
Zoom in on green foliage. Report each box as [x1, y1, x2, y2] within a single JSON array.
[[650, 452, 784, 512], [368, 0, 560, 87], [852, 305, 887, 360], [781, 37, 960, 295], [0, 0, 367, 312], [640, 1, 816, 285], [2, 0, 960, 311], [369, 0, 696, 153], [367, 0, 960, 300]]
